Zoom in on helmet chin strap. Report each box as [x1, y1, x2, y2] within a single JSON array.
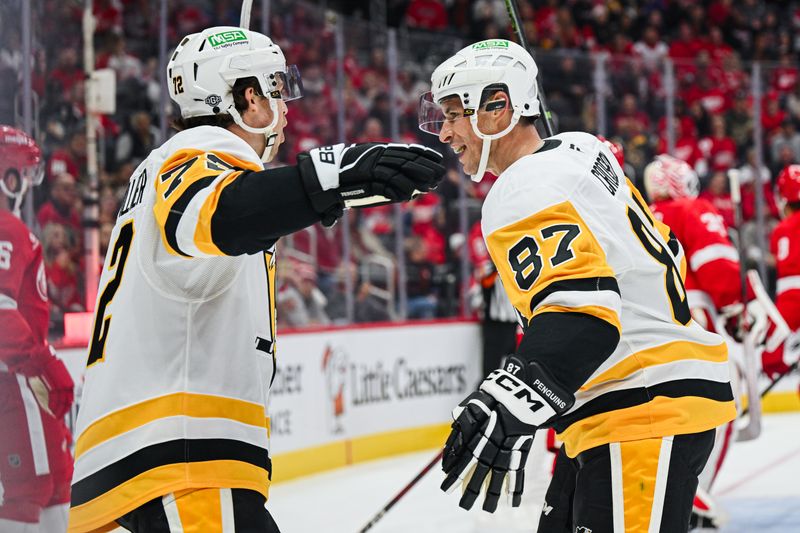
[[468, 112, 520, 182], [0, 177, 28, 218], [228, 97, 281, 163]]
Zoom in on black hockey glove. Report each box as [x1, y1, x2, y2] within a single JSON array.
[[297, 143, 445, 226], [441, 358, 574, 513]]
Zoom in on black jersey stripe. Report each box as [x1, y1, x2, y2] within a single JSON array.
[[163, 175, 218, 257], [70, 438, 271, 507], [530, 276, 620, 312], [551, 378, 734, 433]]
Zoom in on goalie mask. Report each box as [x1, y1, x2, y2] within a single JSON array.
[[167, 26, 303, 162], [418, 39, 540, 181], [643, 154, 699, 201], [0, 125, 43, 217]]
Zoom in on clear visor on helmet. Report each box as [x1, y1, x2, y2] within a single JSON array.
[[262, 65, 304, 102], [418, 91, 469, 135], [26, 160, 45, 186]]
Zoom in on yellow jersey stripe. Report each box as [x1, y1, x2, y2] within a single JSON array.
[[581, 340, 728, 391], [67, 460, 268, 533], [557, 396, 736, 458], [531, 303, 621, 333], [75, 393, 267, 459]]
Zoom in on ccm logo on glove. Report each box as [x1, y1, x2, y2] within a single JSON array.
[[488, 370, 546, 412]]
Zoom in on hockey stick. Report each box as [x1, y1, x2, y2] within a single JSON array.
[[358, 450, 444, 533], [727, 170, 762, 440], [503, 0, 555, 137], [240, 0, 253, 29], [741, 352, 800, 417]]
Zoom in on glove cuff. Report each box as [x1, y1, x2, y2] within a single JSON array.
[[297, 152, 344, 225], [482, 358, 575, 427]]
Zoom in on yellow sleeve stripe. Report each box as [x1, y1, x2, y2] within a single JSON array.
[[153, 150, 261, 257], [531, 303, 621, 333], [193, 170, 244, 257]]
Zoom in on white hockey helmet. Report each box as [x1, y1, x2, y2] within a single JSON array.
[[418, 39, 540, 181], [643, 154, 700, 201], [167, 26, 303, 160]]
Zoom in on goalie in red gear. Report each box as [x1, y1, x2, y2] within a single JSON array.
[[0, 125, 75, 532], [762, 165, 800, 380], [644, 153, 741, 530]]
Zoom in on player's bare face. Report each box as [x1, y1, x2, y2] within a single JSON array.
[[438, 98, 483, 175]]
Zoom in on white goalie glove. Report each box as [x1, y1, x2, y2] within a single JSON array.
[[441, 358, 574, 512]]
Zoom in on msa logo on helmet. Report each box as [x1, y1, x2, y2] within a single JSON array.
[[471, 39, 510, 50], [207, 30, 248, 49]]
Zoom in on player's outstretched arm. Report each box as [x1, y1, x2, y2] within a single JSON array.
[[155, 144, 444, 257]]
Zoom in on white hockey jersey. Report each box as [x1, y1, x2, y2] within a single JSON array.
[[482, 132, 736, 458], [69, 127, 277, 532]]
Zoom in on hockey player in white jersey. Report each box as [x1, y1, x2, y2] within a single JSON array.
[[68, 26, 444, 533], [419, 39, 736, 532]]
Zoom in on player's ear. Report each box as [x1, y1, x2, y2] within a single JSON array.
[[485, 91, 509, 116], [243, 87, 259, 114]]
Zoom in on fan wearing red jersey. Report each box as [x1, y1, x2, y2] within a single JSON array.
[[0, 126, 75, 532], [762, 165, 800, 380], [645, 154, 741, 531]]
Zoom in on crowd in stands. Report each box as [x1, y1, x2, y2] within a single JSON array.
[[1, 0, 797, 336]]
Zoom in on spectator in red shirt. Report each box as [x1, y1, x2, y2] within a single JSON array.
[[699, 171, 735, 227], [42, 222, 84, 328], [47, 128, 86, 184], [405, 0, 448, 31], [669, 21, 704, 60], [657, 118, 706, 173], [770, 53, 799, 95], [708, 0, 733, 27], [699, 115, 738, 172], [410, 194, 445, 265], [613, 93, 651, 140], [704, 26, 734, 66], [37, 172, 82, 244], [49, 47, 84, 95], [762, 94, 788, 138]]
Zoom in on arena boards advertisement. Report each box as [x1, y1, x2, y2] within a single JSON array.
[[58, 320, 483, 481], [55, 321, 798, 481]]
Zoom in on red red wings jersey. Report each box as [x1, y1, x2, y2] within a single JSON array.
[[771, 211, 800, 331], [0, 210, 49, 368], [650, 197, 741, 310]]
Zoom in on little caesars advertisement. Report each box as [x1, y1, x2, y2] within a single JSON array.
[[267, 321, 482, 454]]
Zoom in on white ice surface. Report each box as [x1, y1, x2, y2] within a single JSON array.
[[268, 413, 800, 533]]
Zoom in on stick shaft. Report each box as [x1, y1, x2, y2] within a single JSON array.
[[742, 360, 799, 416], [240, 0, 253, 29], [359, 450, 443, 533], [503, 0, 555, 137]]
